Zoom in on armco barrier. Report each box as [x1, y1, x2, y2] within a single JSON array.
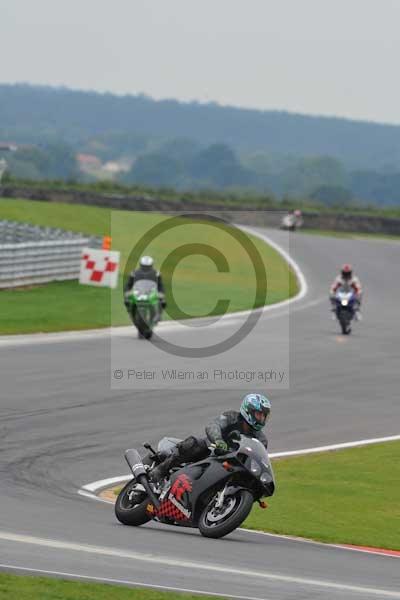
[[0, 238, 91, 288]]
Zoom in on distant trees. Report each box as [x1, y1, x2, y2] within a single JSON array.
[[187, 144, 253, 188], [310, 185, 354, 206], [350, 171, 400, 206], [1, 84, 400, 206], [4, 143, 78, 181], [2, 82, 400, 170], [123, 153, 183, 187], [281, 157, 349, 198], [157, 138, 201, 162], [123, 143, 255, 190]]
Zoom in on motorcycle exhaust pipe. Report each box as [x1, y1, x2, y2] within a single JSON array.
[[124, 449, 160, 509], [124, 448, 147, 478]]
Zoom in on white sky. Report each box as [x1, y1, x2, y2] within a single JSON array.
[[1, 0, 399, 124]]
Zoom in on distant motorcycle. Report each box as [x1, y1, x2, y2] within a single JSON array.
[[280, 211, 303, 232], [335, 286, 357, 335], [126, 280, 161, 339], [115, 434, 275, 539]]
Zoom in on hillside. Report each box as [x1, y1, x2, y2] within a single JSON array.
[[2, 84, 400, 169]]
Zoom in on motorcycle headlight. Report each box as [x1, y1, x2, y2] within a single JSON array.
[[341, 300, 348, 306], [250, 460, 262, 476], [138, 294, 148, 300], [260, 471, 272, 486]]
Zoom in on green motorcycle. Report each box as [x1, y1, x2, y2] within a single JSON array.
[[126, 280, 161, 339]]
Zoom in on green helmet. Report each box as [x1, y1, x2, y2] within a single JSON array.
[[240, 393, 271, 431]]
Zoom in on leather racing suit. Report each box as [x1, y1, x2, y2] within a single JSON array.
[[330, 275, 362, 312], [151, 410, 268, 482], [124, 266, 166, 311]]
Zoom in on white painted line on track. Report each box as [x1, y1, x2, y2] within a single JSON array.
[[0, 532, 399, 598], [0, 564, 270, 600], [81, 476, 131, 494], [238, 528, 400, 558], [77, 489, 111, 503], [268, 433, 400, 458], [78, 433, 400, 559], [81, 474, 132, 493], [79, 433, 400, 496], [0, 226, 308, 348], [239, 225, 308, 303]]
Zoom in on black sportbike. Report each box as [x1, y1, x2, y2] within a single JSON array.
[[115, 434, 275, 539]]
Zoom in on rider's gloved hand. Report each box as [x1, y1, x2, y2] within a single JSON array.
[[214, 440, 229, 455]]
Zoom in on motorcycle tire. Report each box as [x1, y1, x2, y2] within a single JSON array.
[[339, 313, 351, 335], [134, 316, 152, 340], [198, 489, 254, 539], [340, 319, 351, 335], [115, 454, 153, 526]]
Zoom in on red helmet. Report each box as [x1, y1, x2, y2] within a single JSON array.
[[341, 264, 352, 280]]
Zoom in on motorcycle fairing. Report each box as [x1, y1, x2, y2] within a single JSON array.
[[153, 459, 233, 527]]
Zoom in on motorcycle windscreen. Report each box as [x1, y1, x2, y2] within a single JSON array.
[[238, 436, 274, 478], [132, 280, 158, 295]]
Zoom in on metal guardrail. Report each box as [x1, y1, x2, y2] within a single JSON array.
[[0, 239, 92, 288], [0, 221, 102, 288]]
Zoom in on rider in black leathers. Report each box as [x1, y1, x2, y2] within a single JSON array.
[[151, 394, 271, 483]]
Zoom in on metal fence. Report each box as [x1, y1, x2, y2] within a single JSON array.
[[0, 221, 101, 288]]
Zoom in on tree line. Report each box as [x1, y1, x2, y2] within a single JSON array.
[[1, 84, 400, 206]]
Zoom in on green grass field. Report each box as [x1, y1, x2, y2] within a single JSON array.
[[0, 199, 298, 334], [244, 441, 400, 550], [0, 573, 225, 600], [113, 441, 399, 550]]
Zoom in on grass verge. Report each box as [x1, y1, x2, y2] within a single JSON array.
[[0, 573, 225, 600], [0, 199, 298, 334], [244, 441, 400, 550], [301, 228, 400, 241], [113, 441, 399, 550]]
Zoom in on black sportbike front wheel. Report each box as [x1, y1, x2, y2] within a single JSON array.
[[198, 489, 254, 539]]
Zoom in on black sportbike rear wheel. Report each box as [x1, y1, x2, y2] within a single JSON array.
[[115, 454, 154, 526], [198, 489, 254, 539], [115, 479, 151, 526]]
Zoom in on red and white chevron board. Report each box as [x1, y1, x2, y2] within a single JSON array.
[[79, 248, 120, 289]]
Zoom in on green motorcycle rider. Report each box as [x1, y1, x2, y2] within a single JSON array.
[[124, 256, 166, 338]]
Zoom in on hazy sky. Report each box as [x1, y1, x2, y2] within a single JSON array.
[[1, 0, 399, 124]]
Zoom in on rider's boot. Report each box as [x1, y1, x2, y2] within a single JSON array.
[[150, 449, 181, 484]]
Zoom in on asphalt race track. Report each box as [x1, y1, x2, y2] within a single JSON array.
[[1, 229, 399, 599]]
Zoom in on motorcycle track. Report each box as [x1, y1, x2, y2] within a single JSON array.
[[0, 229, 399, 599]]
